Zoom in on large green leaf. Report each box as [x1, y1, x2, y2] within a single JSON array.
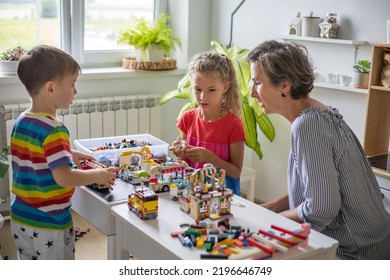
[[249, 97, 275, 142], [242, 99, 263, 159], [177, 73, 190, 91], [160, 89, 191, 105], [211, 41, 228, 56], [256, 113, 275, 142]]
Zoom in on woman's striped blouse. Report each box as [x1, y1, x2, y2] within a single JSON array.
[[288, 107, 390, 259]]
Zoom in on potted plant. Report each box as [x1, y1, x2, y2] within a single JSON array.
[[352, 59, 371, 89], [160, 41, 275, 159], [0, 46, 28, 75], [117, 13, 181, 62]]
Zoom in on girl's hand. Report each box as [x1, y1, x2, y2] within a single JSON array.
[[184, 146, 211, 163], [72, 150, 95, 169], [169, 138, 188, 159]]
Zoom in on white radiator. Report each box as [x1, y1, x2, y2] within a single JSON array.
[[0, 94, 162, 150]]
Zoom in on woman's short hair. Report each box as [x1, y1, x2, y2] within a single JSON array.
[[247, 40, 314, 99]]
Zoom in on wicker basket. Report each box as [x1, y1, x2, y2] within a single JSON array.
[[122, 57, 177, 71]]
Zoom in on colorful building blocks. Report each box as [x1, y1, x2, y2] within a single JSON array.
[[171, 220, 312, 260]]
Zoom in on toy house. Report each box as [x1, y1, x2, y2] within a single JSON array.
[[177, 163, 233, 220]]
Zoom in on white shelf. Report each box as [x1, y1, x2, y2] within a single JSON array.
[[280, 35, 367, 46], [314, 82, 368, 94]]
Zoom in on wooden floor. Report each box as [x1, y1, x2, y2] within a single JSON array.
[[0, 209, 108, 260]]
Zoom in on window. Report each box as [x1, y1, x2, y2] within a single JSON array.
[[0, 0, 61, 49], [0, 0, 161, 67]]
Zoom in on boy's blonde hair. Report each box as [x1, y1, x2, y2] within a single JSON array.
[[188, 52, 242, 116], [17, 45, 81, 97]]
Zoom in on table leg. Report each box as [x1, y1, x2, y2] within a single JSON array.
[[107, 234, 116, 260]]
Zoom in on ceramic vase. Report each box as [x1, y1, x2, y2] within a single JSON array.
[[353, 72, 370, 89], [0, 61, 18, 76]]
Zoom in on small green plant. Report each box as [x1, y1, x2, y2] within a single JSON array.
[[160, 41, 275, 159], [0, 46, 28, 61], [117, 13, 181, 57], [353, 59, 371, 73]]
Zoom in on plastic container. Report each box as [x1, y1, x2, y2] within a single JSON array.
[[74, 134, 169, 165]]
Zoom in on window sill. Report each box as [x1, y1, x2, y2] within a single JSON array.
[[0, 67, 187, 85]]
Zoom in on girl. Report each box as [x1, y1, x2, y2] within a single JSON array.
[[170, 52, 245, 195]]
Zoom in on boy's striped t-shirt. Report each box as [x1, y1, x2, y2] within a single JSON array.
[[10, 112, 74, 230]]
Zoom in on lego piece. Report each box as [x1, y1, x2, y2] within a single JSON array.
[[221, 248, 232, 256], [184, 236, 193, 247], [203, 241, 213, 251], [246, 237, 274, 255], [200, 254, 228, 259], [185, 229, 201, 236], [270, 224, 307, 240], [227, 247, 241, 254], [251, 234, 289, 253], [233, 239, 244, 247], [258, 229, 295, 246], [196, 236, 205, 248], [217, 237, 234, 246], [177, 234, 186, 246], [170, 231, 185, 237]]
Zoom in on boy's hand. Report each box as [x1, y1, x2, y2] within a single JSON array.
[[94, 167, 117, 190], [72, 149, 95, 169]]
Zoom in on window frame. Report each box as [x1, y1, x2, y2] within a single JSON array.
[[60, 0, 165, 68]]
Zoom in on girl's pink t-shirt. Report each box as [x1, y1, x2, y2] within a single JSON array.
[[177, 108, 245, 169]]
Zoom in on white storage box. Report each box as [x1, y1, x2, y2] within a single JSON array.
[[74, 134, 168, 165]]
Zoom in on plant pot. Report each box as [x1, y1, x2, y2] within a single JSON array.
[[135, 46, 164, 62], [0, 61, 18, 76], [146, 45, 164, 62], [353, 72, 370, 89]]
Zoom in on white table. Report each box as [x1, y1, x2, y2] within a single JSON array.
[[111, 194, 339, 260], [71, 180, 136, 259]]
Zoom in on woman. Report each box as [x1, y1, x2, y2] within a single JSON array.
[[247, 40, 390, 259]]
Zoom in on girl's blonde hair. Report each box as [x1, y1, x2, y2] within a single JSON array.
[[188, 52, 242, 116]]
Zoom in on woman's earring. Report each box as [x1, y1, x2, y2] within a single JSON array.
[[281, 93, 286, 98]]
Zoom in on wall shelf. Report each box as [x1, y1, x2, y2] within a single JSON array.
[[279, 35, 367, 46], [314, 82, 368, 94]]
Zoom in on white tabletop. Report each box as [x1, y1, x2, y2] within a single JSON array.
[[111, 194, 339, 260]]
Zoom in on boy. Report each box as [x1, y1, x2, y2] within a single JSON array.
[[10, 45, 117, 260]]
